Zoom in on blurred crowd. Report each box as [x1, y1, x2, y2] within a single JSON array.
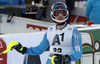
[[1, 0, 97, 24]]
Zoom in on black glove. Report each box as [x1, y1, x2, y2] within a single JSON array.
[[14, 43, 27, 54], [54, 54, 62, 64], [64, 54, 71, 63], [54, 54, 71, 64]]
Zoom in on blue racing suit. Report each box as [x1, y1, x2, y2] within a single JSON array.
[[25, 23, 82, 64], [86, 0, 100, 24]]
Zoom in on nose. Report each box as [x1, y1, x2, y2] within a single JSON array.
[[58, 14, 64, 18]]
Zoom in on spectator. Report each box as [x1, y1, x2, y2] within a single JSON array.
[[37, 0, 75, 24], [38, 0, 65, 22], [86, 0, 100, 24], [65, 0, 75, 24], [0, 0, 26, 16]]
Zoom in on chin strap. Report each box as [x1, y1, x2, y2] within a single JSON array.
[[55, 22, 66, 25]]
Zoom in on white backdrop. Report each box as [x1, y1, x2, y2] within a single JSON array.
[[0, 32, 50, 64]]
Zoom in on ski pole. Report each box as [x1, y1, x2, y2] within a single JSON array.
[[0, 41, 19, 55], [51, 55, 57, 64]]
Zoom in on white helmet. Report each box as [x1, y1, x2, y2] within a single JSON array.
[[51, 2, 69, 23]]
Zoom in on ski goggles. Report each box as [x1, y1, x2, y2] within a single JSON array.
[[53, 10, 67, 17]]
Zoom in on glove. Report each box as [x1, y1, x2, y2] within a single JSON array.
[[54, 54, 71, 64], [54, 54, 62, 64], [63, 54, 71, 63], [14, 43, 27, 54]]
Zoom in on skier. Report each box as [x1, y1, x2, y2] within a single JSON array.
[[12, 2, 82, 64]]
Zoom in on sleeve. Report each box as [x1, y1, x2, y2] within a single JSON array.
[[85, 0, 94, 18], [25, 33, 49, 55], [70, 28, 82, 61]]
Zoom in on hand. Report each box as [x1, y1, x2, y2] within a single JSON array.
[[14, 43, 27, 54], [54, 54, 62, 64], [64, 54, 71, 63], [52, 54, 71, 64]]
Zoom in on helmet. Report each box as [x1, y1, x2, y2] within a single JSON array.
[[51, 2, 69, 23]]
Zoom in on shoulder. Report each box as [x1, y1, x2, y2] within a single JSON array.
[[73, 27, 80, 35], [67, 24, 79, 33], [47, 25, 55, 32], [67, 24, 75, 29]]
